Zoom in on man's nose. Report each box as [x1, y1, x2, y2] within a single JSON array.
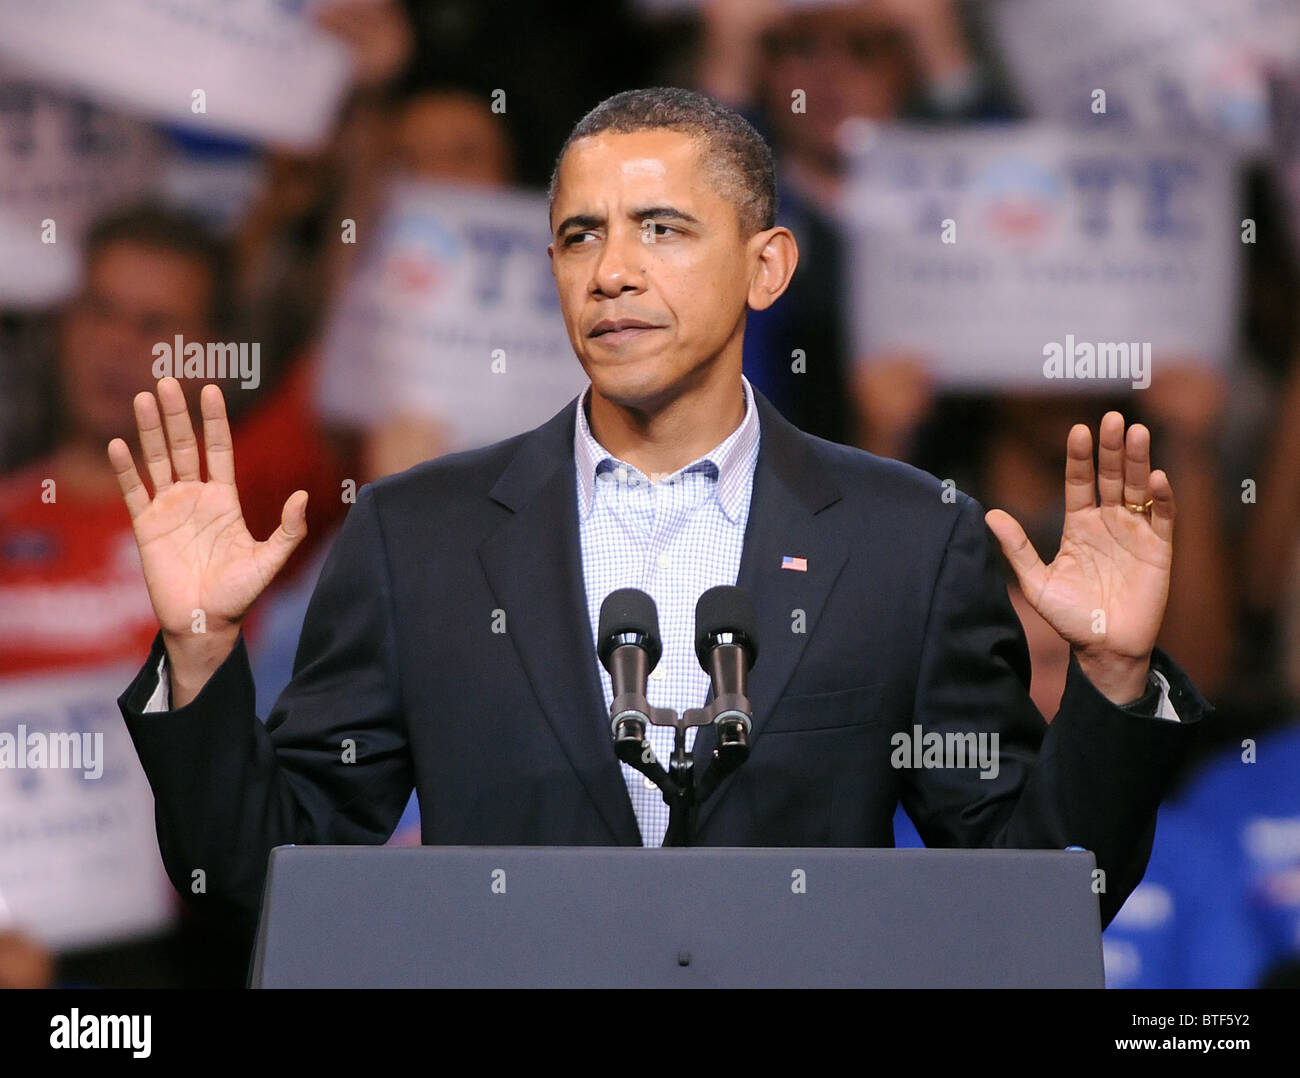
[[87, 313, 148, 354], [590, 225, 648, 297]]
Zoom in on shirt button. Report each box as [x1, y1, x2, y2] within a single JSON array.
[[642, 775, 658, 791], [656, 552, 670, 569], [650, 665, 665, 681], [615, 467, 627, 484]]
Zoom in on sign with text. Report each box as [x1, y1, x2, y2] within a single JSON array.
[[841, 123, 1240, 391], [0, 0, 352, 149], [991, 0, 1300, 155], [0, 77, 163, 306], [318, 180, 589, 450], [0, 667, 175, 950]]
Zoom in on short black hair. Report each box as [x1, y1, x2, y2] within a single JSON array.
[[83, 202, 232, 329], [547, 86, 778, 236]]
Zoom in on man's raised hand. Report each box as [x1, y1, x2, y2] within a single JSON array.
[[984, 411, 1174, 705], [106, 378, 307, 706]]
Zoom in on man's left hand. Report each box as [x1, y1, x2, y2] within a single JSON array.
[[985, 411, 1174, 705]]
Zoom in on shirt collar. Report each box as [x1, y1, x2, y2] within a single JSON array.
[[574, 374, 760, 523]]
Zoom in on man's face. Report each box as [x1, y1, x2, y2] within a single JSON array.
[[61, 241, 213, 445], [392, 91, 511, 186], [762, 8, 914, 168], [547, 129, 759, 414]]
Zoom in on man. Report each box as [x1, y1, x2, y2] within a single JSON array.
[[3, 205, 230, 677], [111, 88, 1208, 936]]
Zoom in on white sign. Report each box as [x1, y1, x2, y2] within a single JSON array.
[[318, 181, 589, 449], [0, 667, 175, 950], [991, 0, 1300, 155], [0, 76, 163, 306], [0, 0, 352, 149], [841, 123, 1239, 390]]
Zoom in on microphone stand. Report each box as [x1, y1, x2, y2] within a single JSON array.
[[613, 698, 751, 847]]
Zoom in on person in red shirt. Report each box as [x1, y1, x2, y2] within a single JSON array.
[[1, 204, 348, 676]]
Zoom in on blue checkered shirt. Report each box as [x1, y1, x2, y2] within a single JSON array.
[[575, 375, 761, 847]]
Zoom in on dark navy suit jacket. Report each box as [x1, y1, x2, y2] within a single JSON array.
[[119, 387, 1210, 927]]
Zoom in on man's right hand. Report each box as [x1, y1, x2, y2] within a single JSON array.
[[107, 378, 307, 708]]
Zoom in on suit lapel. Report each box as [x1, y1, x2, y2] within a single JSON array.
[[693, 391, 848, 833], [477, 399, 642, 845]]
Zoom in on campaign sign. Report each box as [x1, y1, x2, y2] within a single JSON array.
[[0, 666, 175, 950], [841, 123, 1239, 391], [0, 0, 352, 149], [318, 180, 589, 450], [990, 0, 1300, 155], [0, 76, 162, 306]]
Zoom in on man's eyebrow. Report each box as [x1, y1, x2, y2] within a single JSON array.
[[554, 206, 702, 238], [555, 213, 603, 238], [628, 206, 700, 226]]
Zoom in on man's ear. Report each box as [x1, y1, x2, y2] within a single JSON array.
[[746, 226, 798, 312], [546, 241, 555, 275]]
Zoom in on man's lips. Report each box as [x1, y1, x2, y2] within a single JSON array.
[[588, 318, 664, 341]]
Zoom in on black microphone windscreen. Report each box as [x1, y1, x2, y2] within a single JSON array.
[[597, 588, 661, 668], [694, 585, 758, 667]]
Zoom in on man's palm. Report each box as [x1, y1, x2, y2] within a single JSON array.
[[108, 379, 307, 640], [986, 414, 1175, 667]]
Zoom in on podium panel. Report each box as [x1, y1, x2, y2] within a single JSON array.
[[250, 846, 1104, 988]]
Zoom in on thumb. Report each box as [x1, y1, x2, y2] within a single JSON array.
[[985, 508, 1046, 599], [259, 490, 309, 577]]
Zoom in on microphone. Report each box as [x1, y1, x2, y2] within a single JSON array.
[[597, 588, 662, 749], [693, 586, 758, 763]]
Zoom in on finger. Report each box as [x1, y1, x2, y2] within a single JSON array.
[[134, 390, 173, 493], [106, 437, 150, 521], [1063, 423, 1096, 515], [201, 384, 236, 485], [257, 491, 309, 579], [985, 509, 1049, 600], [1095, 411, 1126, 507], [1123, 422, 1152, 509], [157, 377, 201, 483], [1149, 469, 1175, 543]]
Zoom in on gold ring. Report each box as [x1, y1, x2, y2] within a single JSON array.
[[1125, 498, 1154, 513]]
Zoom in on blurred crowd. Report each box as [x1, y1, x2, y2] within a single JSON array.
[[1, 0, 1298, 988]]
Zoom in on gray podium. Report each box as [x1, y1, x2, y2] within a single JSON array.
[[249, 845, 1104, 988]]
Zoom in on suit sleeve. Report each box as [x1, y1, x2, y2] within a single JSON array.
[[899, 493, 1211, 926], [117, 483, 413, 924]]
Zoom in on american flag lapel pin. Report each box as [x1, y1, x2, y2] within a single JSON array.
[[781, 555, 808, 572]]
